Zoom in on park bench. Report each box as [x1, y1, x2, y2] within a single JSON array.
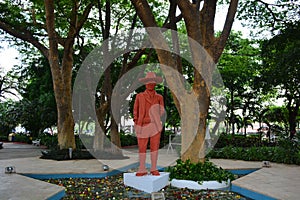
[[32, 139, 41, 146]]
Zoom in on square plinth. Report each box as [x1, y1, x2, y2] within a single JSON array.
[[123, 172, 170, 193]]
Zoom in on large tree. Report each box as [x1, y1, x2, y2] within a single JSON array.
[[0, 0, 95, 149], [131, 0, 238, 162]]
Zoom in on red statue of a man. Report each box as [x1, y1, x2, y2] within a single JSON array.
[[133, 72, 165, 176]]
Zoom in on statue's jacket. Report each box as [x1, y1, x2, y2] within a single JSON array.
[[133, 90, 164, 135]]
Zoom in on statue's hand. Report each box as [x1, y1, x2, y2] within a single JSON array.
[[135, 124, 142, 135]]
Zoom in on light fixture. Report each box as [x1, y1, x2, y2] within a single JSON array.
[[262, 161, 271, 168], [102, 165, 109, 171], [5, 166, 16, 174]]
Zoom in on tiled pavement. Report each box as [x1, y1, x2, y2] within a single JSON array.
[[0, 142, 299, 200]]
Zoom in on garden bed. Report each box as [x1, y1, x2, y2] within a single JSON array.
[[44, 173, 251, 200]]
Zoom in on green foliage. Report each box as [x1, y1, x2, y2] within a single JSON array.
[[39, 133, 58, 150], [120, 132, 137, 147], [238, 0, 299, 34], [210, 130, 300, 165], [262, 106, 288, 125], [260, 22, 300, 95], [208, 144, 300, 165], [0, 70, 18, 101], [0, 101, 20, 137], [39, 134, 92, 150], [166, 159, 235, 184], [13, 134, 31, 143], [214, 133, 262, 148], [218, 31, 263, 135], [13, 56, 57, 137], [0, 135, 7, 141], [260, 22, 300, 136]]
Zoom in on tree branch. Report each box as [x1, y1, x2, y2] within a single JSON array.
[[0, 21, 48, 58], [76, 2, 94, 36], [215, 0, 239, 62]]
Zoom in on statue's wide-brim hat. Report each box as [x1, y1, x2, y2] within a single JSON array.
[[139, 72, 163, 83]]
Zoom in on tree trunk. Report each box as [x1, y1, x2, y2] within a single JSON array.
[[110, 117, 123, 155], [287, 98, 299, 139], [93, 121, 105, 151], [56, 103, 75, 149], [44, 0, 76, 149]]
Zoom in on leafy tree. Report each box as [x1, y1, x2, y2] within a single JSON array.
[[14, 55, 57, 137], [0, 0, 97, 149], [260, 22, 300, 138], [0, 101, 19, 138], [262, 106, 288, 127], [218, 31, 262, 135]]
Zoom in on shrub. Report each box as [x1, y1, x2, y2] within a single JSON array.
[[0, 135, 8, 141], [39, 133, 58, 149], [166, 159, 235, 184], [120, 132, 137, 147], [214, 133, 262, 148], [13, 134, 31, 143], [208, 144, 300, 165]]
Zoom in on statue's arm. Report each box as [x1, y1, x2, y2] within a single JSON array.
[[159, 95, 165, 117], [133, 94, 140, 125]]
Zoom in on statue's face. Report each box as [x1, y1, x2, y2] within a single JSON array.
[[145, 82, 156, 91]]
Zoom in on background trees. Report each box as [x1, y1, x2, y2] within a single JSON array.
[[218, 31, 261, 135], [260, 21, 300, 138], [16, 55, 57, 137]]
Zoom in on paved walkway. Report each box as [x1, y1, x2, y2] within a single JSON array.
[[0, 142, 299, 199]]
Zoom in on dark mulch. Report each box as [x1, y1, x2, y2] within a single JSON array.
[[40, 149, 129, 161]]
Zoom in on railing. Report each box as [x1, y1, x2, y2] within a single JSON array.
[[167, 134, 181, 154]]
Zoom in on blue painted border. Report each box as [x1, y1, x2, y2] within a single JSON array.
[[227, 168, 259, 175], [231, 184, 277, 200], [47, 190, 65, 200]]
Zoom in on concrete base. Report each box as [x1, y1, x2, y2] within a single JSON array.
[[123, 172, 170, 193]]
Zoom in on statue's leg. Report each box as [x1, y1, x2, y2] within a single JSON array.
[[150, 132, 161, 174], [136, 137, 149, 175]]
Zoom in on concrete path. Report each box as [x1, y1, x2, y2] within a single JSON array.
[[0, 142, 299, 200]]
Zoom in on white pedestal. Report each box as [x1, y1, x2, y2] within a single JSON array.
[[123, 172, 170, 193]]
